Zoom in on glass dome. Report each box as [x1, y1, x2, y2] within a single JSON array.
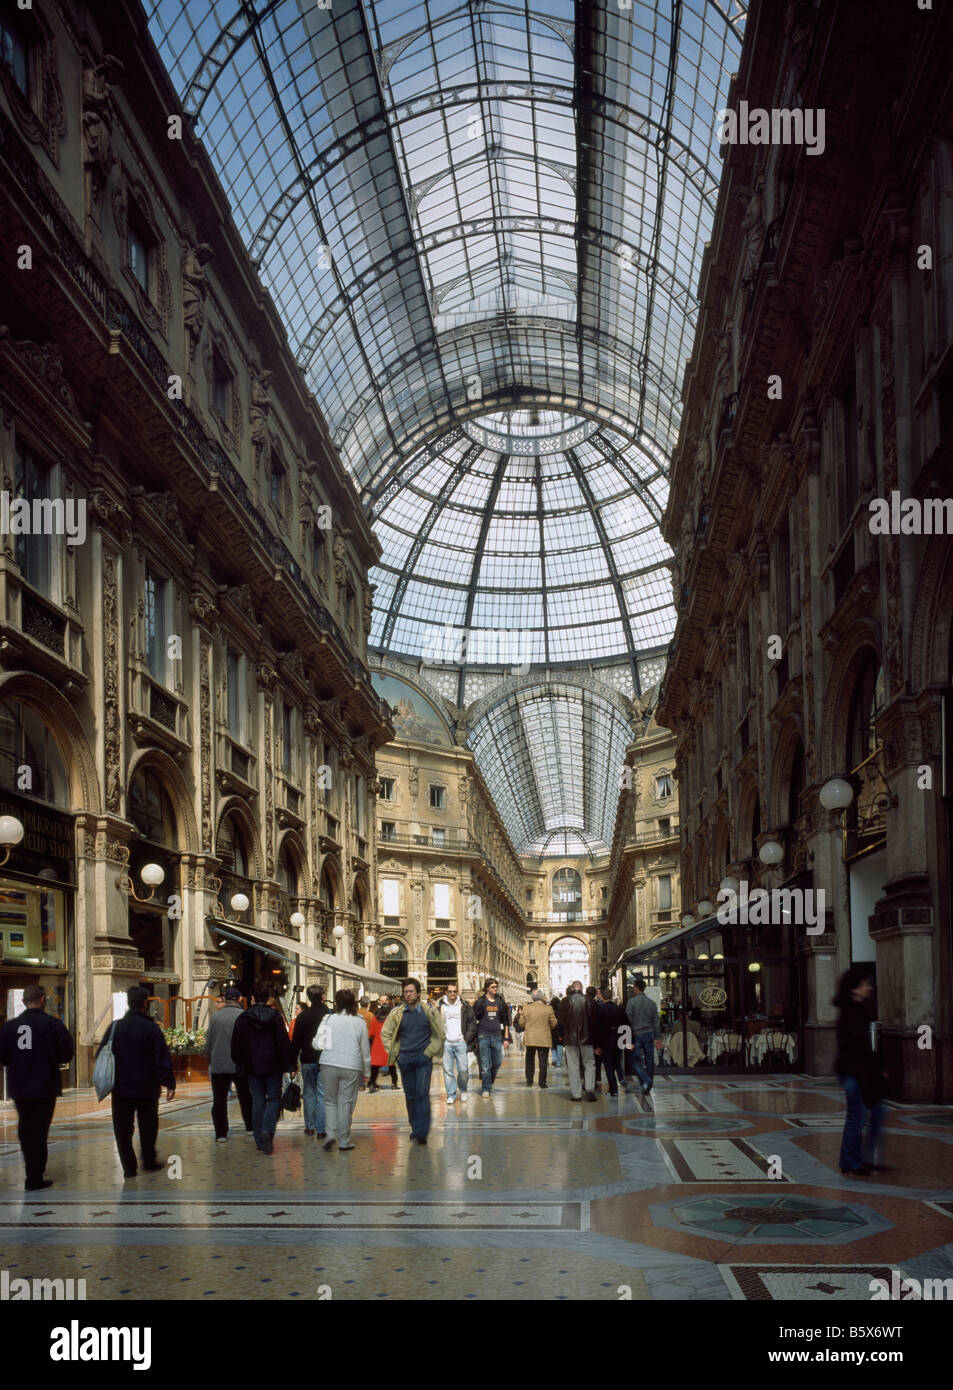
[[369, 410, 675, 666]]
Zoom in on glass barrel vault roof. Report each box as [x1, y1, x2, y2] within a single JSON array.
[[144, 0, 746, 851]]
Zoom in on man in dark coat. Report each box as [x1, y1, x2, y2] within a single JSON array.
[[291, 984, 329, 1136], [98, 984, 175, 1179], [559, 982, 597, 1101], [230, 979, 295, 1154], [0, 984, 74, 1190], [594, 986, 629, 1098]]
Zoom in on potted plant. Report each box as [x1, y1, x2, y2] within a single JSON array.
[[163, 1025, 208, 1081]]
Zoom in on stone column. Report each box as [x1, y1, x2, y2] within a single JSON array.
[[76, 815, 139, 1083]]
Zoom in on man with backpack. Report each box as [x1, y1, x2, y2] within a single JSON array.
[[381, 978, 445, 1143], [0, 984, 74, 1190]]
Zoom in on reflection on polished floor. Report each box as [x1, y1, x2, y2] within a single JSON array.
[[2, 1056, 952, 1301]]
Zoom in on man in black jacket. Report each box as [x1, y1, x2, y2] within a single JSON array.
[[291, 984, 329, 1136], [469, 979, 511, 1097], [0, 984, 74, 1190], [99, 985, 175, 1179], [231, 979, 295, 1154], [594, 986, 628, 1098]]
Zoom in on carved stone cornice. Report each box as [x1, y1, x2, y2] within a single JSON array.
[[189, 592, 218, 632], [218, 582, 262, 641], [130, 487, 193, 565]]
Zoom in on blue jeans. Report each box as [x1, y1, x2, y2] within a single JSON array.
[[247, 1073, 282, 1149], [300, 1062, 325, 1133], [477, 1034, 503, 1092], [443, 1039, 469, 1098], [838, 1074, 885, 1171], [630, 1031, 656, 1090], [551, 1044, 563, 1068], [399, 1054, 433, 1138]]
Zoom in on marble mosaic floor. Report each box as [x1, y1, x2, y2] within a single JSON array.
[[2, 1057, 952, 1301]]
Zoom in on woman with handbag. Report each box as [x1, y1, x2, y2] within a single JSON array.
[[834, 966, 888, 1176], [315, 989, 370, 1152]]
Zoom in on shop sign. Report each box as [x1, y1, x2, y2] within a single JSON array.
[[0, 792, 74, 882], [140, 973, 181, 984]]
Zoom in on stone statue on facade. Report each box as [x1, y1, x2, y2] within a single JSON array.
[[182, 242, 214, 363]]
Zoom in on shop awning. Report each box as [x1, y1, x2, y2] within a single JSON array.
[[611, 912, 723, 971], [206, 918, 398, 992]]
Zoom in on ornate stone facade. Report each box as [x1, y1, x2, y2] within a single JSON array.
[[657, 1, 953, 1100]]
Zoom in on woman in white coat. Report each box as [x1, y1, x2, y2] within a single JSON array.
[[314, 989, 371, 1151]]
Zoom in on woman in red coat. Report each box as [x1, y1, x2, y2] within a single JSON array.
[[367, 1011, 389, 1092]]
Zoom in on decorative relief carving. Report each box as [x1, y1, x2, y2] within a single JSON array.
[[140, 492, 190, 550], [102, 549, 121, 813], [189, 593, 217, 629], [182, 241, 213, 364], [0, 328, 89, 434]]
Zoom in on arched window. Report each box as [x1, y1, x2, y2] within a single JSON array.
[[129, 768, 176, 847], [320, 864, 337, 911], [277, 840, 299, 895], [218, 814, 250, 877], [847, 657, 884, 769], [0, 699, 69, 808], [552, 867, 582, 920], [788, 741, 806, 828]]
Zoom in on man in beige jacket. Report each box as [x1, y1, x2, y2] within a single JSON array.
[[521, 989, 558, 1089]]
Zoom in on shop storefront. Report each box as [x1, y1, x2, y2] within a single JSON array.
[[616, 908, 802, 1073], [0, 789, 75, 1088]]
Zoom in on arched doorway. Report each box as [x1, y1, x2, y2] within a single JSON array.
[[548, 935, 589, 995], [426, 938, 457, 997]]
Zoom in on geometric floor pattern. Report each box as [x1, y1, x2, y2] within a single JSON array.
[[2, 1056, 952, 1300]]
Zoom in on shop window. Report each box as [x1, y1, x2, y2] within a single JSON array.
[[0, 874, 67, 969]]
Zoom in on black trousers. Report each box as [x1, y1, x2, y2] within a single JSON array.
[[111, 1094, 159, 1175], [15, 1097, 57, 1186], [601, 1042, 624, 1095], [525, 1045, 548, 1085], [370, 1064, 399, 1088], [210, 1072, 253, 1136]]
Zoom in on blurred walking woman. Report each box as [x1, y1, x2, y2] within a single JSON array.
[[834, 966, 886, 1176], [315, 989, 370, 1153]]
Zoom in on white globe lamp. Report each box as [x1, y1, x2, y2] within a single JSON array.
[[230, 892, 250, 914], [759, 839, 784, 866], [820, 777, 854, 811]]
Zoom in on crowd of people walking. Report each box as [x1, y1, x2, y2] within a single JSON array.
[[0, 968, 888, 1188]]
